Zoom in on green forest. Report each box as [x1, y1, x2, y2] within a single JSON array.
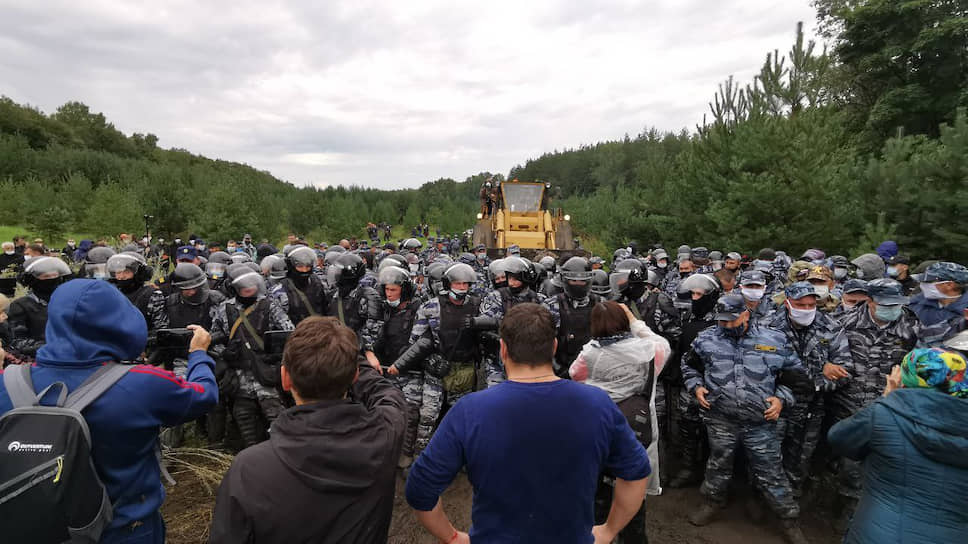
[[0, 0, 966, 261]]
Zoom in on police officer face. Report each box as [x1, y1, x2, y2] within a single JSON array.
[[788, 296, 818, 310], [690, 289, 706, 301], [450, 281, 470, 292], [385, 284, 402, 302], [114, 269, 134, 281], [842, 292, 870, 308], [239, 286, 258, 298], [181, 288, 198, 299], [508, 276, 523, 288], [295, 264, 312, 274], [724, 258, 740, 271], [679, 260, 696, 275]]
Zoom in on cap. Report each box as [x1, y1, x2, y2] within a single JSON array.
[[785, 281, 818, 300], [842, 279, 869, 294], [757, 248, 776, 260], [805, 266, 833, 282], [917, 261, 968, 284], [473, 244, 486, 252], [652, 249, 669, 261], [867, 278, 910, 305], [713, 294, 747, 321], [740, 270, 767, 286], [801, 248, 825, 261], [887, 254, 910, 266], [176, 246, 197, 261], [726, 252, 742, 261]]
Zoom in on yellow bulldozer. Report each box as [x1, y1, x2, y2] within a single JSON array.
[[472, 180, 583, 260]]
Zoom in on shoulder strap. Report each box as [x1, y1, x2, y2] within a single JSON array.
[[286, 279, 319, 317], [3, 365, 39, 408], [229, 303, 258, 341], [64, 363, 132, 412]]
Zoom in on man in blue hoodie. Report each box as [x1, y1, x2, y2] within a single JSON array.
[[0, 279, 218, 543]]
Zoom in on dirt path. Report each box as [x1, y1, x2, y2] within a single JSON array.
[[165, 469, 840, 544]]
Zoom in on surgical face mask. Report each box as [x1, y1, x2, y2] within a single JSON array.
[[449, 287, 468, 302], [476, 253, 486, 261], [386, 298, 401, 308], [811, 284, 830, 299], [409, 264, 420, 274], [657, 261, 668, 269], [3, 250, 13, 255], [834, 268, 848, 280], [787, 303, 817, 326], [741, 287, 765, 302], [919, 282, 949, 300], [886, 266, 899, 278], [874, 304, 903, 322]]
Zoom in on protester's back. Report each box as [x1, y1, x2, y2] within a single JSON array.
[[0, 279, 218, 543]]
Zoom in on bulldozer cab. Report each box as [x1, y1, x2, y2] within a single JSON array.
[[502, 182, 544, 213]]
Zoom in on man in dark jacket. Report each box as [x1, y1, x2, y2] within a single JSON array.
[[209, 316, 406, 544]]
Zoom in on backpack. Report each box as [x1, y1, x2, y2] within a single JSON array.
[[0, 363, 131, 543]]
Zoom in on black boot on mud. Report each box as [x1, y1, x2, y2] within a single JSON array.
[[668, 468, 701, 488], [781, 519, 810, 544], [688, 501, 722, 526]]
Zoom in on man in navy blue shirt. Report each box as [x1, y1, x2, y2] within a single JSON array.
[[406, 303, 650, 543]]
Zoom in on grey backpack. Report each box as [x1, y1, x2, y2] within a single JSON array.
[[0, 363, 131, 543]]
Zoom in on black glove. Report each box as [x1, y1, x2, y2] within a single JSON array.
[[425, 353, 452, 379]]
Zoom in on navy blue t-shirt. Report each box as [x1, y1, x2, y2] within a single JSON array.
[[405, 379, 650, 543]]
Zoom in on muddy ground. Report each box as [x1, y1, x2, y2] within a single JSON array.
[[163, 463, 840, 544]]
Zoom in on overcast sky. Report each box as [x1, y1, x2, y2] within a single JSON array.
[[0, 1, 819, 190]]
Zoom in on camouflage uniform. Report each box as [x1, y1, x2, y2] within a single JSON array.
[[405, 295, 481, 456], [909, 292, 968, 347], [763, 306, 852, 493], [835, 304, 920, 499], [326, 286, 384, 354], [357, 269, 379, 290], [478, 287, 549, 386], [375, 301, 423, 460], [681, 323, 803, 519], [211, 295, 294, 447]]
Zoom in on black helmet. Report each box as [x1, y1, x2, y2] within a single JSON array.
[[206, 251, 232, 280], [609, 266, 646, 301], [615, 258, 644, 274], [488, 258, 508, 289], [226, 262, 266, 300], [378, 266, 415, 302], [560, 256, 592, 299], [381, 254, 408, 270], [285, 246, 317, 281], [401, 238, 423, 252], [442, 263, 477, 301], [20, 257, 73, 298], [83, 246, 116, 279], [590, 269, 611, 297], [208, 251, 232, 266], [171, 263, 208, 290], [459, 252, 476, 266], [425, 262, 448, 297], [230, 252, 252, 264], [539, 255, 557, 275], [613, 248, 630, 264], [335, 252, 366, 292], [260, 254, 287, 280], [107, 252, 153, 293]]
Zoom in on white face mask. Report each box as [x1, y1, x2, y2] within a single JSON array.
[[741, 287, 765, 301], [386, 298, 401, 308], [920, 282, 949, 300], [409, 264, 420, 273], [886, 266, 899, 278], [812, 284, 830, 299], [787, 302, 817, 326], [3, 250, 13, 255]]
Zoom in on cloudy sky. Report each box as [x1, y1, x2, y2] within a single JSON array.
[[1, 1, 818, 189]]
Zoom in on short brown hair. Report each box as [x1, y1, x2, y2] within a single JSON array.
[[500, 303, 555, 366], [282, 316, 359, 401], [591, 301, 630, 338]]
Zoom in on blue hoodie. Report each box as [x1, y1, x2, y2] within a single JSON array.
[[828, 389, 968, 544], [0, 279, 218, 542]]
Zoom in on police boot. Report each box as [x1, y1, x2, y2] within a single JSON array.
[[688, 501, 722, 526], [780, 519, 809, 544], [668, 419, 703, 488]]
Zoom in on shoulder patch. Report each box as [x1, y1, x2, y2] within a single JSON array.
[[754, 344, 778, 352]]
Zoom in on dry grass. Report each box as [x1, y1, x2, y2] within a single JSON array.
[[161, 447, 234, 544]]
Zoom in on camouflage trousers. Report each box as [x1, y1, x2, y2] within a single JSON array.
[[672, 387, 705, 474], [389, 370, 424, 458], [482, 354, 506, 388], [415, 371, 472, 457], [776, 390, 825, 495], [701, 417, 799, 519]]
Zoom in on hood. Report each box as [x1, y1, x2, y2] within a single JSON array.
[[880, 389, 968, 468], [269, 400, 387, 492], [36, 279, 148, 366], [78, 239, 93, 251]]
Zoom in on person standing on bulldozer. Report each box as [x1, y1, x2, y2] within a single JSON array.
[[480, 180, 493, 218]]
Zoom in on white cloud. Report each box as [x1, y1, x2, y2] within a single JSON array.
[[0, 0, 819, 189]]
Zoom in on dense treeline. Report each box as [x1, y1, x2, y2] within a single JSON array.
[[512, 2, 968, 262], [0, 98, 486, 244], [1, 0, 965, 262]]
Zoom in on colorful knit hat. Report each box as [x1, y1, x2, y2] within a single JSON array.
[[900, 348, 968, 399]]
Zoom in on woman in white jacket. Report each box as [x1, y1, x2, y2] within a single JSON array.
[[570, 300, 670, 543]]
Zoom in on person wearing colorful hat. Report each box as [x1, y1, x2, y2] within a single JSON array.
[[828, 347, 968, 544]]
